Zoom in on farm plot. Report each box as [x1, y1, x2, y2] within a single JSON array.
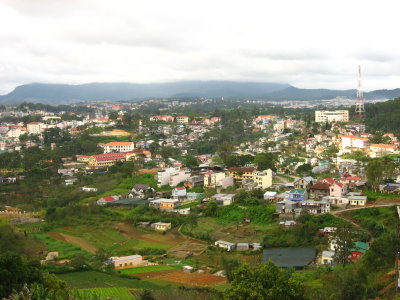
[[135, 269, 227, 286], [168, 241, 208, 258], [119, 265, 178, 275], [53, 224, 175, 254], [75, 287, 134, 300]]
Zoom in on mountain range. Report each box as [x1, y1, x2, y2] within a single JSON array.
[[0, 81, 400, 104]]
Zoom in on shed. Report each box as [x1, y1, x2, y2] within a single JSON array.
[[236, 243, 249, 251], [183, 265, 195, 273]]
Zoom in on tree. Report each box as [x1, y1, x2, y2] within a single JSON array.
[[182, 155, 199, 170], [0, 253, 42, 298], [296, 163, 312, 176], [332, 225, 355, 265], [217, 142, 234, 165], [223, 261, 306, 300], [254, 153, 277, 172], [185, 213, 198, 231], [220, 256, 240, 282], [140, 289, 155, 300], [365, 158, 396, 191], [204, 200, 218, 217]]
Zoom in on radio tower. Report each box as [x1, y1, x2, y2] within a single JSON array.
[[355, 65, 365, 119]]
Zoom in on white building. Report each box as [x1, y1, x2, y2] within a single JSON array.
[[315, 110, 349, 123], [109, 255, 143, 269], [340, 135, 368, 150], [99, 142, 135, 153], [27, 122, 45, 134]]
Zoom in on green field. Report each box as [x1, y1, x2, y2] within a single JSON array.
[[54, 226, 172, 255], [75, 287, 134, 300], [31, 232, 90, 258], [58, 271, 174, 290], [119, 265, 180, 275]]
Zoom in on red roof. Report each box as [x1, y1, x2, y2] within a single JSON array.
[[91, 153, 127, 161], [342, 176, 361, 181], [323, 178, 335, 185], [102, 196, 118, 202]]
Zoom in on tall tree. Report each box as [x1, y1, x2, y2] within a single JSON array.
[[223, 261, 306, 300]]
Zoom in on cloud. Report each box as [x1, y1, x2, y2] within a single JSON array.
[[0, 0, 400, 93]]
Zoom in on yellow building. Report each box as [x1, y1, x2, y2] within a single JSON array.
[[175, 116, 189, 124], [227, 167, 272, 189], [87, 153, 127, 169], [109, 255, 144, 269]]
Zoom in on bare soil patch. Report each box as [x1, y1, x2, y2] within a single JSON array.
[[136, 269, 226, 286]]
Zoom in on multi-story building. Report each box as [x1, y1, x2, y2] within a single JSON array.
[[369, 144, 398, 158], [149, 115, 174, 122], [175, 116, 189, 124], [315, 110, 349, 123], [27, 122, 45, 134], [203, 171, 228, 188], [99, 142, 135, 153], [228, 167, 273, 189], [340, 135, 368, 150], [87, 152, 127, 169]]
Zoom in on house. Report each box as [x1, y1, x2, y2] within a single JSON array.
[[275, 199, 298, 214], [149, 198, 179, 210], [310, 183, 331, 199], [289, 189, 308, 202], [329, 182, 347, 198], [186, 192, 204, 202], [320, 250, 335, 265], [184, 175, 204, 188], [349, 242, 369, 261], [97, 195, 119, 205], [348, 195, 367, 206], [293, 177, 314, 191], [109, 255, 144, 269], [215, 240, 235, 251], [172, 187, 187, 200], [152, 222, 172, 231], [301, 199, 331, 214], [236, 243, 250, 251], [369, 143, 398, 158], [183, 265, 195, 273], [211, 194, 235, 206], [131, 184, 154, 197], [264, 191, 277, 202], [82, 186, 98, 192], [99, 141, 135, 153]]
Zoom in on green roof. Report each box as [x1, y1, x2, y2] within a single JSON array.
[[262, 247, 316, 268], [351, 241, 369, 254], [290, 189, 306, 194]]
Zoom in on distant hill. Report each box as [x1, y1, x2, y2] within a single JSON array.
[[1, 81, 400, 104], [0, 81, 290, 104]]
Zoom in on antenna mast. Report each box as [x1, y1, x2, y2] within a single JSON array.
[[355, 65, 365, 119]]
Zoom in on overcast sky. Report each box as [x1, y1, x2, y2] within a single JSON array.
[[0, 0, 399, 94]]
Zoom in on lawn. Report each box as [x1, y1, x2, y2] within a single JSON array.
[[363, 190, 400, 202], [74, 287, 134, 300], [58, 271, 174, 290], [119, 265, 180, 275]]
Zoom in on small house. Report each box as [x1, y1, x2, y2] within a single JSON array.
[[236, 243, 249, 251], [109, 255, 144, 269], [275, 199, 297, 214], [348, 195, 367, 206], [310, 183, 330, 199], [215, 240, 235, 251], [153, 222, 172, 231], [183, 265, 195, 273], [97, 195, 119, 205], [264, 191, 277, 202], [321, 250, 335, 265], [289, 189, 308, 202], [172, 187, 187, 200]]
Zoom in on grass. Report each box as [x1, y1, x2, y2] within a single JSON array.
[[363, 190, 400, 202], [58, 270, 174, 290], [17, 222, 46, 233], [31, 232, 91, 258], [119, 265, 179, 275], [74, 287, 134, 300]]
